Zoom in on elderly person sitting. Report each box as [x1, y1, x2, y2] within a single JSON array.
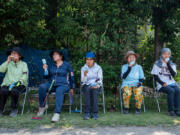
[[151, 48, 180, 116], [37, 50, 75, 122], [0, 47, 28, 117], [121, 51, 145, 114], [81, 52, 103, 120]]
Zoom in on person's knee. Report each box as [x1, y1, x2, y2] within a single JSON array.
[[11, 89, 19, 96], [56, 87, 67, 95], [134, 87, 143, 96], [175, 87, 180, 94], [166, 87, 175, 95], [39, 83, 49, 92], [0, 87, 9, 95], [123, 87, 132, 97]]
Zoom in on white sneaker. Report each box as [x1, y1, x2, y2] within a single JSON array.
[[51, 113, 60, 122], [37, 105, 48, 116]]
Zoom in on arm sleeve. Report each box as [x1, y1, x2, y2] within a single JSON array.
[[81, 67, 87, 83], [67, 63, 75, 89], [19, 63, 29, 85], [154, 75, 165, 86], [0, 61, 9, 73], [121, 66, 131, 79], [167, 62, 177, 77]]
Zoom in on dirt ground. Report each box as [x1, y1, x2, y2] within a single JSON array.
[[0, 126, 180, 135]]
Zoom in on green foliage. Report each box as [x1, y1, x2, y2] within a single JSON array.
[[0, 0, 51, 48], [175, 71, 180, 83], [0, 0, 180, 90]]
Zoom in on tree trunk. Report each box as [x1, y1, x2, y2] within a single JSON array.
[[45, 0, 58, 48], [154, 24, 164, 60]]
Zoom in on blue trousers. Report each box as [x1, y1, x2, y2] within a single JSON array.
[[83, 85, 99, 113], [159, 85, 180, 112], [38, 82, 69, 113]]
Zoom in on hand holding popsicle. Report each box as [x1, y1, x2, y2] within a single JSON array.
[[84, 67, 89, 76]]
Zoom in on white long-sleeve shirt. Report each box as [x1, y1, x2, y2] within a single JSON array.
[[81, 63, 103, 87]]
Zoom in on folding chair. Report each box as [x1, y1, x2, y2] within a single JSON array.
[[3, 86, 29, 115], [21, 86, 29, 115], [153, 77, 161, 112], [118, 82, 146, 113], [80, 84, 106, 114], [21, 72, 30, 115]]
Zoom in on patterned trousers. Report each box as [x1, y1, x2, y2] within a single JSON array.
[[122, 86, 144, 109]]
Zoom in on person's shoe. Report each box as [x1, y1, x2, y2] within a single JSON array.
[[168, 111, 176, 117], [0, 110, 3, 117], [135, 108, 141, 115], [175, 111, 180, 116], [92, 113, 98, 120], [9, 109, 18, 117], [84, 113, 90, 120], [37, 105, 48, 116], [51, 113, 60, 123], [123, 108, 129, 114]]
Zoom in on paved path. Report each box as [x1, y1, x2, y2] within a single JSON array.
[[0, 126, 180, 135]]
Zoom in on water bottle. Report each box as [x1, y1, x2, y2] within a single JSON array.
[[9, 82, 15, 91], [42, 59, 48, 76]]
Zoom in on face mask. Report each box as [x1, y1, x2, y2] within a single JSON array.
[[129, 61, 135, 65], [165, 57, 170, 62]]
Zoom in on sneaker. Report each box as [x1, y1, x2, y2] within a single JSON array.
[[51, 113, 60, 122], [175, 111, 180, 116], [123, 108, 129, 114], [168, 111, 176, 117], [37, 105, 48, 116], [92, 113, 98, 120], [135, 108, 141, 115], [0, 110, 3, 117], [84, 113, 90, 120], [9, 109, 18, 117]]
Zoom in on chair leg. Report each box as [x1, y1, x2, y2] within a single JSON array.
[[80, 90, 82, 114], [119, 88, 123, 113], [69, 105, 71, 114], [156, 96, 161, 112], [21, 88, 28, 115], [46, 95, 49, 115], [102, 91, 106, 114], [143, 99, 146, 113], [154, 91, 160, 112]]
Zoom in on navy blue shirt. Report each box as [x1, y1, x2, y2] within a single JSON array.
[[45, 61, 75, 89]]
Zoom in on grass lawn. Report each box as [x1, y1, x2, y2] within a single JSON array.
[[0, 111, 180, 129]]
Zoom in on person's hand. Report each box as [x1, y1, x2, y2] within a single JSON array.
[[69, 89, 74, 96], [163, 83, 168, 87], [7, 55, 13, 63], [84, 70, 88, 76], [137, 82, 142, 87], [43, 64, 47, 70], [128, 64, 133, 67], [164, 57, 170, 63], [91, 86, 99, 89]]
